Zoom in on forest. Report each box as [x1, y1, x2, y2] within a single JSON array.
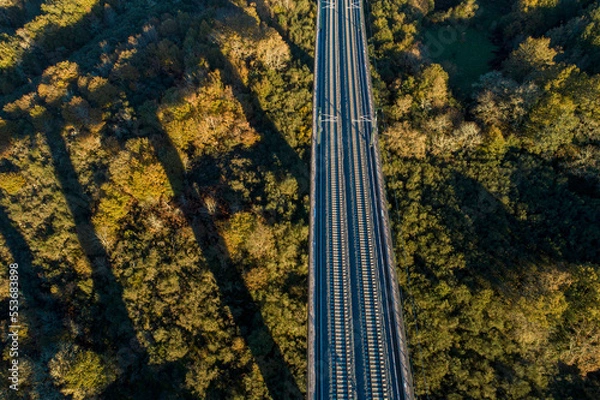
[[0, 0, 598, 398]]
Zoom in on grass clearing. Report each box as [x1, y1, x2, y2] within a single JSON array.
[[426, 25, 497, 97], [421, 0, 505, 99]]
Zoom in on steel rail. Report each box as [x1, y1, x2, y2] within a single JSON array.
[[343, 1, 389, 397], [308, 0, 415, 398]]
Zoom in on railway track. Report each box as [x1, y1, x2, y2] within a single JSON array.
[[308, 0, 415, 398]]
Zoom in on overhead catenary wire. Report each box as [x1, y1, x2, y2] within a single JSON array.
[[309, 0, 416, 397], [361, 0, 432, 398]]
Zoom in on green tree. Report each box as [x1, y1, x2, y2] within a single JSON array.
[[49, 346, 116, 400], [503, 36, 559, 82]]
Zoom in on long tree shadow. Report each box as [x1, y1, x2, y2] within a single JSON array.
[[0, 203, 64, 399], [0, 0, 45, 33], [0, 0, 214, 102], [0, 1, 105, 96], [0, 4, 217, 398], [44, 123, 197, 398], [150, 129, 304, 399], [210, 5, 310, 186], [211, 49, 309, 211], [253, 0, 315, 69], [140, 5, 307, 397], [42, 126, 190, 398], [2, 0, 308, 396], [61, 0, 309, 396]]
